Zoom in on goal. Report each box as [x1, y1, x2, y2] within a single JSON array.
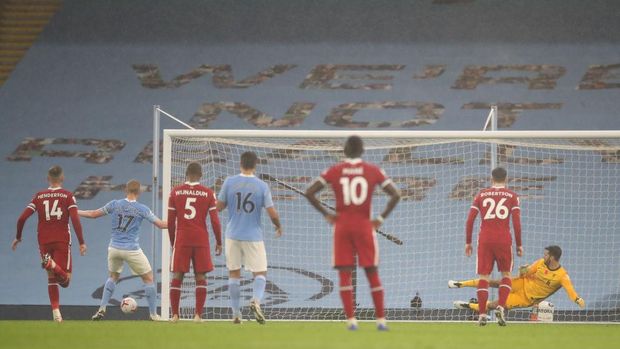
[[161, 130, 620, 322]]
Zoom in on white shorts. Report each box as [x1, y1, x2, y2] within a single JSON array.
[[225, 238, 267, 272], [108, 247, 152, 275]]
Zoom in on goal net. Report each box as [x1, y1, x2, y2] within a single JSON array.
[[161, 130, 620, 322]]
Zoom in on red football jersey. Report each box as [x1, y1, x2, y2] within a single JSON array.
[[466, 186, 522, 245], [320, 158, 391, 219], [27, 187, 78, 245], [168, 182, 220, 247]]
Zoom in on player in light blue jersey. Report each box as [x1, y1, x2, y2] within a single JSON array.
[[217, 151, 282, 324], [79, 180, 166, 321]]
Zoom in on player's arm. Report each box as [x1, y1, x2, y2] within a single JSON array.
[[12, 206, 35, 251], [77, 208, 106, 219], [216, 179, 228, 211], [208, 202, 223, 255], [512, 196, 523, 257], [464, 197, 480, 257], [166, 195, 177, 246], [305, 177, 334, 223], [263, 185, 282, 237], [561, 274, 585, 309], [266, 206, 282, 237], [69, 206, 87, 256], [373, 181, 401, 228]]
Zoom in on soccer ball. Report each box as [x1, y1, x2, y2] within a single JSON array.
[[120, 297, 138, 314]]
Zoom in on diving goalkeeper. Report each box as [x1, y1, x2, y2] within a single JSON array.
[[450, 245, 585, 311]]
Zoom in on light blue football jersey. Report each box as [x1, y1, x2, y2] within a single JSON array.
[[217, 174, 274, 241], [101, 199, 157, 250]]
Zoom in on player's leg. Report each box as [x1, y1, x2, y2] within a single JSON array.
[[129, 249, 159, 320], [225, 238, 243, 323], [93, 271, 120, 320], [40, 244, 62, 322], [245, 241, 268, 324], [476, 243, 494, 326], [93, 247, 124, 320], [42, 243, 71, 287], [357, 227, 387, 331], [170, 246, 189, 322], [193, 246, 214, 323], [494, 244, 514, 326], [334, 225, 357, 330], [449, 278, 501, 288]]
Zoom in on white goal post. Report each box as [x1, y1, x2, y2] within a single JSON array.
[[160, 129, 620, 322]]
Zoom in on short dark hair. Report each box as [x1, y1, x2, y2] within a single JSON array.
[[545, 245, 562, 261], [186, 162, 202, 179], [48, 165, 63, 180], [344, 135, 364, 158], [492, 167, 507, 182], [126, 179, 141, 195], [240, 151, 258, 170]]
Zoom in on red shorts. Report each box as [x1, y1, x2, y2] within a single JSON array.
[[333, 220, 378, 268], [477, 242, 513, 275], [39, 242, 72, 273], [171, 246, 213, 273]]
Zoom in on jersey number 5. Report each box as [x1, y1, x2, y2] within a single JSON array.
[[339, 176, 368, 206], [43, 199, 63, 221], [482, 197, 509, 220], [184, 197, 197, 219]]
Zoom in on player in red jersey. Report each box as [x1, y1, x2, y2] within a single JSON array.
[[305, 136, 401, 331], [167, 162, 222, 322], [11, 165, 87, 322], [465, 167, 523, 326]]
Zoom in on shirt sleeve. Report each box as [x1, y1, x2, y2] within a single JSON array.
[[142, 206, 158, 224], [465, 193, 481, 244], [377, 167, 392, 189], [217, 179, 228, 203], [101, 201, 115, 215], [263, 184, 274, 209], [560, 273, 580, 302]]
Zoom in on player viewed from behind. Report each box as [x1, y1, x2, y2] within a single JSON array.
[[305, 135, 401, 331], [79, 179, 166, 321], [216, 151, 282, 325], [12, 165, 87, 322], [167, 162, 222, 323], [465, 167, 522, 326], [450, 245, 585, 311]]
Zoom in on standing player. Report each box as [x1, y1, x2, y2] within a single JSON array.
[[79, 179, 166, 321], [450, 245, 586, 312], [305, 135, 401, 331], [168, 162, 222, 322], [465, 167, 522, 326], [11, 165, 87, 322], [216, 151, 282, 325]]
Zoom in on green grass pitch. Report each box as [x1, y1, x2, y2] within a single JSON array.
[[1, 321, 618, 349]]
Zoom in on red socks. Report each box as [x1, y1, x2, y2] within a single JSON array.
[[47, 277, 60, 310], [365, 269, 385, 319], [338, 270, 354, 319], [498, 277, 512, 308], [170, 278, 182, 316], [477, 279, 489, 315], [195, 279, 207, 316]]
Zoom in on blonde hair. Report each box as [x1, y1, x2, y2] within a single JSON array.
[[126, 179, 141, 195]]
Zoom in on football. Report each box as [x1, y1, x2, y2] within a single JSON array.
[[120, 297, 138, 314]]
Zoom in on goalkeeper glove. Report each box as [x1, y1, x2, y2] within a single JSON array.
[[575, 297, 585, 309], [518, 264, 529, 276]]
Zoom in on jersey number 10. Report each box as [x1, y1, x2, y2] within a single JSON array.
[[339, 176, 368, 206]]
